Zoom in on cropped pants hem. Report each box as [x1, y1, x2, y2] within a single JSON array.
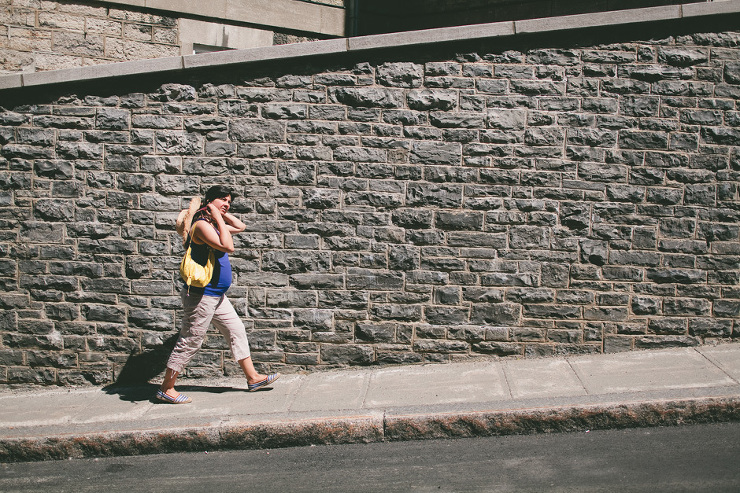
[[166, 289, 251, 374]]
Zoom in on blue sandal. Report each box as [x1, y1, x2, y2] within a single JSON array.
[[248, 373, 280, 392], [156, 389, 192, 404]]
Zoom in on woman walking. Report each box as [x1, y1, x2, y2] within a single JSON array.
[[157, 185, 279, 404]]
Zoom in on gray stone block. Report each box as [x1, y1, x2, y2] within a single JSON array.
[[657, 47, 709, 67], [407, 90, 457, 111], [229, 119, 285, 143], [320, 344, 374, 365], [429, 112, 485, 129], [409, 141, 461, 165], [619, 130, 668, 150], [331, 87, 404, 109], [701, 127, 740, 146], [376, 62, 423, 88]]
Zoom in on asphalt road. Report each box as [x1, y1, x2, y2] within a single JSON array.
[[1, 422, 739, 492]]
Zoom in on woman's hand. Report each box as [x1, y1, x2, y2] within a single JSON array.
[[192, 203, 234, 253], [222, 212, 247, 233], [207, 202, 223, 219]]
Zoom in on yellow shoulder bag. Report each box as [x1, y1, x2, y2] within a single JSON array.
[[180, 238, 215, 291]]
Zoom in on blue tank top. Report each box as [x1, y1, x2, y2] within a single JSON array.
[[185, 219, 232, 297]]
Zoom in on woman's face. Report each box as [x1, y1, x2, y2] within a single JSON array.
[[210, 195, 231, 214]]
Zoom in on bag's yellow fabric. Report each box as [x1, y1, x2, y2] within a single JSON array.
[[180, 243, 215, 288]]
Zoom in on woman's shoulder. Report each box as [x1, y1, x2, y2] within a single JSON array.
[[191, 217, 217, 243], [192, 216, 214, 229]]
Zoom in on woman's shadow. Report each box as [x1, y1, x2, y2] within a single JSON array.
[[103, 334, 174, 402], [103, 333, 253, 402]]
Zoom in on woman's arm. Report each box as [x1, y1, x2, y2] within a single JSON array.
[[191, 205, 235, 253], [221, 212, 246, 234]]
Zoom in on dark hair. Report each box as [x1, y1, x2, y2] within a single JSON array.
[[204, 185, 235, 204]]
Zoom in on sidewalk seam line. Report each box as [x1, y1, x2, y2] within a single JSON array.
[[500, 361, 514, 399], [283, 374, 303, 412], [566, 359, 590, 396], [695, 348, 740, 385], [360, 370, 373, 409]]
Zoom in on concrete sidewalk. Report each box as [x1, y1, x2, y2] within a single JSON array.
[[1, 345, 739, 462]]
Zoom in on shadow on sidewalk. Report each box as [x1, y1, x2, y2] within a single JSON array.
[[103, 333, 275, 402], [103, 383, 160, 403], [103, 383, 270, 403]]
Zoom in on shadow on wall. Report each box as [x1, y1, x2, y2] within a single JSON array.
[[354, 0, 705, 34], [112, 333, 180, 387]]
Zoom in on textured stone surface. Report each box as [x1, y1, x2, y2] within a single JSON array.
[[0, 0, 181, 72], [1, 22, 739, 386], [0, 0, 334, 73]]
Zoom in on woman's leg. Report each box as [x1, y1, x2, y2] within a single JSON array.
[[159, 290, 219, 398], [210, 295, 270, 385], [159, 368, 180, 396], [238, 356, 262, 383]]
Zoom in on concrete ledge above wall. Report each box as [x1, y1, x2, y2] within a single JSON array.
[[20, 56, 185, 88], [514, 5, 682, 34], [181, 38, 349, 69], [1, 0, 738, 93], [346, 21, 517, 51]]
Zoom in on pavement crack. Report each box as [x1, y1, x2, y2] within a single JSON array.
[[359, 371, 373, 409], [501, 362, 513, 399], [283, 374, 304, 412], [695, 348, 740, 385], [567, 359, 590, 395]]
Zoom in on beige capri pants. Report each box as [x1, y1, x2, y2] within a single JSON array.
[[166, 288, 251, 373]]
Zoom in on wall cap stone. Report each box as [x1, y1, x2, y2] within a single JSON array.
[[20, 56, 185, 88], [515, 4, 681, 34], [347, 22, 517, 51], [682, 0, 740, 17], [0, 73, 23, 90], [182, 38, 348, 69], [0, 0, 738, 93]]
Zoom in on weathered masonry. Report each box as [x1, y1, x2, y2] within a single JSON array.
[[0, 0, 345, 73], [1, 2, 739, 386]]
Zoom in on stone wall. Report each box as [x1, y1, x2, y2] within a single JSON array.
[[1, 0, 181, 72], [1, 20, 739, 386]]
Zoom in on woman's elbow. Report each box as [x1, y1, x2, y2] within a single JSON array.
[[214, 244, 235, 254]]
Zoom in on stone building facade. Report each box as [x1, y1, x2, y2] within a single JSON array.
[[0, 0, 345, 73], [0, 3, 739, 386]]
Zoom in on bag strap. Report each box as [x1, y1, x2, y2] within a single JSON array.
[[187, 216, 217, 251], [184, 230, 212, 252]]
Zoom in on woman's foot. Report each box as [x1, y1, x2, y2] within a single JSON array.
[[247, 373, 280, 392], [156, 388, 192, 404]]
